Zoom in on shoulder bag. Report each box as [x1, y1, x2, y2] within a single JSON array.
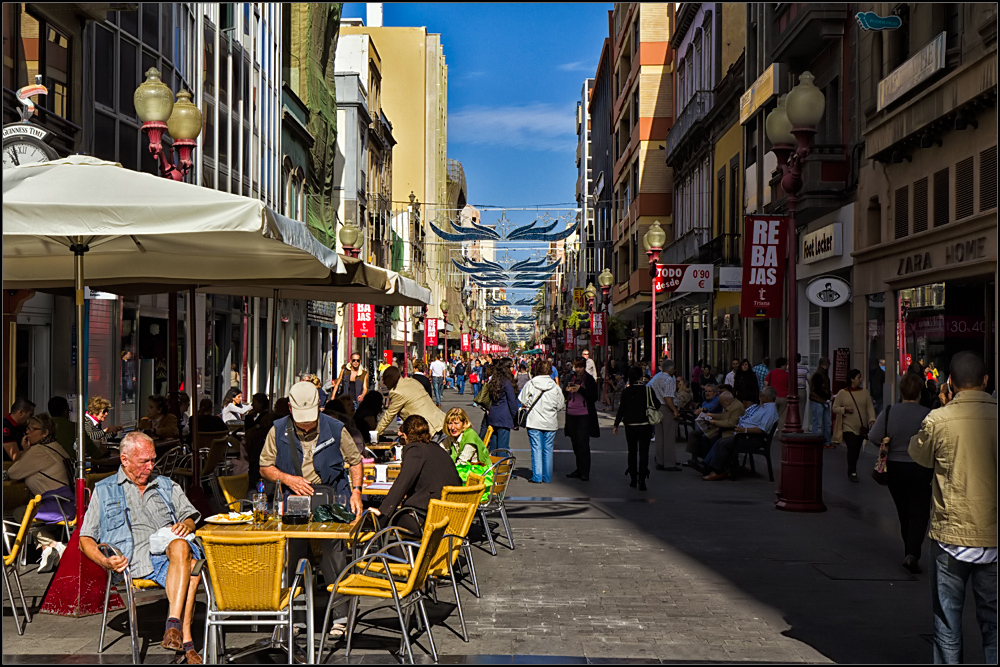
[[284, 419, 339, 510], [517, 382, 550, 428], [848, 390, 870, 440], [645, 386, 663, 425], [473, 382, 493, 414], [871, 404, 890, 486]]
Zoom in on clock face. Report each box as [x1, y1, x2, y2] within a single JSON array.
[[2, 136, 58, 169]]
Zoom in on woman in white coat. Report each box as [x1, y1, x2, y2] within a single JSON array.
[[518, 359, 565, 484]]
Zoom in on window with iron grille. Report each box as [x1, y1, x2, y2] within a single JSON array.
[[980, 146, 997, 211], [894, 185, 909, 240], [955, 156, 974, 220], [912, 177, 928, 234], [933, 168, 949, 227]]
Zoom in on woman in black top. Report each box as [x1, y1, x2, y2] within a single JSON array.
[[372, 415, 462, 535], [563, 357, 600, 481], [733, 359, 760, 406], [613, 366, 660, 491]]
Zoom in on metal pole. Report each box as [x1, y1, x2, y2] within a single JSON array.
[[648, 251, 659, 375], [270, 290, 280, 397], [187, 287, 200, 488], [403, 306, 409, 377], [443, 312, 448, 363], [784, 193, 802, 433], [73, 245, 86, 525]]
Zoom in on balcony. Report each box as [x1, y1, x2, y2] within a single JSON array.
[[768, 144, 849, 222], [698, 233, 742, 265], [659, 227, 710, 265], [770, 3, 848, 65], [612, 269, 652, 307], [664, 91, 713, 165]]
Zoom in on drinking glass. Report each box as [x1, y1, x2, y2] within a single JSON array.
[[252, 492, 269, 525]]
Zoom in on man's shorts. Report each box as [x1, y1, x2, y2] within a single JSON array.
[[147, 540, 204, 587]]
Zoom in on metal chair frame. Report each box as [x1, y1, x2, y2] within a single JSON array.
[[3, 494, 41, 635], [477, 455, 516, 555], [732, 423, 780, 481]]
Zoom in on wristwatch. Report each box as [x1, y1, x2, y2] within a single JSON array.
[[352, 485, 363, 492]]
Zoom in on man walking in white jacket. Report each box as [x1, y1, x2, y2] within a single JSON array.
[[518, 359, 565, 483]]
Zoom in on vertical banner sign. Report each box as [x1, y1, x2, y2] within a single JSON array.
[[425, 318, 438, 347], [473, 338, 481, 353], [565, 328, 576, 351], [832, 348, 850, 394], [591, 313, 605, 347], [574, 288, 584, 309], [740, 216, 788, 318], [383, 349, 393, 367], [354, 304, 374, 337], [461, 332, 470, 352]]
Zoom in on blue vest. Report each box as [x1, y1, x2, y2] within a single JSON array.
[[272, 414, 349, 495], [93, 472, 177, 564]]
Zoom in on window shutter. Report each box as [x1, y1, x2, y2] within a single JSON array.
[[933, 168, 949, 227], [912, 177, 928, 234], [955, 156, 974, 220], [980, 146, 997, 211], [894, 186, 909, 240]]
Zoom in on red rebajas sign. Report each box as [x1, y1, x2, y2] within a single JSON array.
[[740, 216, 787, 318], [354, 304, 374, 337]]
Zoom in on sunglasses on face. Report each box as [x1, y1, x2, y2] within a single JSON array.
[[352, 358, 360, 363]]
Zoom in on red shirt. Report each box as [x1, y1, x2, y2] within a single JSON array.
[[765, 369, 791, 398]]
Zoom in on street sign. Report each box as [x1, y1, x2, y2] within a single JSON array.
[[425, 318, 438, 347]]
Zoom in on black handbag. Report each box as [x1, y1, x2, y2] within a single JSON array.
[[848, 390, 870, 441], [283, 419, 344, 512]]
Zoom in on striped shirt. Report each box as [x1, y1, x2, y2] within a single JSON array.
[[940, 543, 998, 564]]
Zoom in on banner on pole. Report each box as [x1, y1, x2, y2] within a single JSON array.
[[591, 313, 606, 347], [425, 318, 438, 347], [461, 333, 470, 352], [354, 304, 374, 337], [565, 328, 576, 351], [740, 216, 787, 318], [473, 338, 481, 353]]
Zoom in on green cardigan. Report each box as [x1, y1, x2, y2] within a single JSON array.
[[447, 428, 491, 466]]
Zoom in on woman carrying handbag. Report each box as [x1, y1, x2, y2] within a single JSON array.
[[831, 368, 877, 482], [612, 366, 661, 491]]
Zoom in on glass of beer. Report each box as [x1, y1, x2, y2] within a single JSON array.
[[252, 492, 269, 526]]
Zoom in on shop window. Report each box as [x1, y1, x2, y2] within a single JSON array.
[[912, 177, 928, 234], [119, 6, 138, 37], [717, 169, 726, 236], [954, 156, 974, 220], [866, 294, 887, 412], [894, 185, 909, 239], [980, 146, 997, 211], [933, 168, 949, 226], [866, 196, 882, 246]]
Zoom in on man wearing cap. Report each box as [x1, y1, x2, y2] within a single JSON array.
[[259, 381, 364, 640], [375, 366, 446, 439]]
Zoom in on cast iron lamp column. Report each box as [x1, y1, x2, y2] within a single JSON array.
[[765, 71, 827, 512], [440, 299, 449, 363], [339, 223, 362, 371], [643, 221, 666, 374], [598, 268, 615, 382]]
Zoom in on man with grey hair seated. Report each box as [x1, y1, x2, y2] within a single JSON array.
[[79, 432, 204, 664], [702, 386, 779, 481]]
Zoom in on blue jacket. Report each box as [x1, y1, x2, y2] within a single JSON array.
[[485, 380, 520, 430], [273, 414, 349, 495], [92, 473, 176, 565]]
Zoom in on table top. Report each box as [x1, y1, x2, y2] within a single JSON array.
[[367, 443, 395, 450], [361, 481, 393, 496], [196, 517, 358, 540]]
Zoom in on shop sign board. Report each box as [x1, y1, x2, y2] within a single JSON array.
[[740, 216, 787, 318], [354, 304, 374, 337], [740, 63, 784, 124], [801, 223, 842, 264], [805, 276, 852, 308], [574, 287, 585, 309], [833, 348, 851, 394], [383, 349, 393, 367], [878, 32, 946, 111], [718, 266, 743, 292], [424, 318, 438, 347], [565, 328, 576, 351], [591, 312, 605, 347], [653, 264, 714, 293], [84, 287, 118, 300]]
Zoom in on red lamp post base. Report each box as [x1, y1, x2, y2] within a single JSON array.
[[775, 431, 827, 512], [40, 529, 124, 617]]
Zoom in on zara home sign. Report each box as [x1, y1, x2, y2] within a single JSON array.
[[801, 223, 842, 265]]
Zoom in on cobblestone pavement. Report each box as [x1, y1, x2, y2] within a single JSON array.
[[2, 384, 987, 663]]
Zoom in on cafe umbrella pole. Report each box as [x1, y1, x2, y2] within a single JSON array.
[[186, 286, 211, 518]]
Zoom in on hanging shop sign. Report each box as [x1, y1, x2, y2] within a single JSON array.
[[424, 318, 438, 347], [801, 223, 843, 264], [805, 276, 852, 308], [740, 216, 788, 318], [565, 328, 576, 351], [740, 62, 785, 124], [473, 338, 481, 353], [878, 32, 946, 111], [574, 287, 585, 309], [653, 264, 715, 293], [590, 312, 606, 347], [461, 333, 470, 352], [354, 304, 375, 337], [718, 266, 743, 292]]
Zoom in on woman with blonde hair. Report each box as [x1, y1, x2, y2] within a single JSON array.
[[443, 408, 490, 466], [84, 395, 122, 458]]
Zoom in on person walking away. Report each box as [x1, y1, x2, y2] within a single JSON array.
[[764, 357, 791, 432], [454, 358, 467, 396], [468, 359, 482, 402], [429, 354, 448, 407], [753, 357, 770, 391], [867, 373, 932, 573], [831, 368, 876, 482], [564, 357, 600, 481], [479, 358, 519, 452], [810, 357, 833, 446], [518, 360, 564, 483], [648, 359, 681, 472], [908, 351, 996, 665], [515, 362, 531, 393], [796, 353, 811, 430], [613, 366, 659, 490]]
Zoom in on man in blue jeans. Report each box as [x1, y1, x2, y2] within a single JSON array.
[[908, 351, 996, 665], [454, 359, 467, 395], [429, 354, 448, 408], [808, 357, 832, 445]]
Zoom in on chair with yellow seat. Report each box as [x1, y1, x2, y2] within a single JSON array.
[[482, 425, 494, 451], [440, 484, 487, 600], [199, 533, 314, 664], [3, 494, 41, 635], [217, 473, 250, 511], [318, 515, 450, 664]]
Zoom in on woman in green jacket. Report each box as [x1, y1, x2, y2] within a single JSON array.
[[443, 408, 491, 466]]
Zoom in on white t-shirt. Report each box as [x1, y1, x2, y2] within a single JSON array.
[[724, 370, 736, 387], [429, 360, 448, 378]]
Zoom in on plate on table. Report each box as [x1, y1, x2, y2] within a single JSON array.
[[204, 512, 253, 525]]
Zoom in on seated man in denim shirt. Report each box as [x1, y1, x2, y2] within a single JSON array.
[[80, 432, 203, 664], [695, 384, 722, 415], [702, 386, 779, 481]]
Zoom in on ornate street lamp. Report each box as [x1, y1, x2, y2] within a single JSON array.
[[643, 220, 666, 374], [134, 68, 202, 181], [765, 71, 827, 512], [440, 299, 449, 362], [338, 222, 362, 259], [584, 283, 597, 313], [598, 268, 615, 377]]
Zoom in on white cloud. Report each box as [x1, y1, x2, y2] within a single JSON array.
[[557, 61, 592, 72], [449, 103, 576, 152]]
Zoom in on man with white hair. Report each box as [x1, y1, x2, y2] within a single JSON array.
[[80, 432, 203, 664], [648, 358, 681, 471], [702, 386, 779, 481]]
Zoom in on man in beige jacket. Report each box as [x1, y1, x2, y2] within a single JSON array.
[[375, 366, 446, 438], [908, 351, 996, 664], [684, 391, 745, 465]]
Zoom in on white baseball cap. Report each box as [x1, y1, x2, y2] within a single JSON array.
[[288, 381, 319, 422]]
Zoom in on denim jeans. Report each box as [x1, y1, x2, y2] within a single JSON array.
[[456, 375, 466, 395], [809, 401, 831, 443], [528, 429, 555, 482], [479, 418, 510, 452], [932, 550, 997, 664], [432, 377, 444, 405]]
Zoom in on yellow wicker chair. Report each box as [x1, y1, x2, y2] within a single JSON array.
[[440, 484, 487, 601], [318, 515, 450, 664], [3, 494, 41, 635], [482, 426, 494, 451], [199, 533, 313, 664], [217, 473, 250, 510]]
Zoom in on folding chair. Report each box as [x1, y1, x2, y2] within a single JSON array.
[[3, 495, 41, 635], [477, 456, 516, 555]]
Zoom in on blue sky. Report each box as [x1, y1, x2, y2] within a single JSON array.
[[341, 3, 613, 210]]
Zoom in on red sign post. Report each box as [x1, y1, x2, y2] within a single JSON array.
[[740, 216, 788, 318], [565, 328, 576, 351], [461, 332, 470, 352], [354, 304, 374, 337], [590, 313, 605, 347]]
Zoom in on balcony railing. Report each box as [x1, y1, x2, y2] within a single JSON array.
[[664, 90, 713, 162], [698, 233, 742, 265]]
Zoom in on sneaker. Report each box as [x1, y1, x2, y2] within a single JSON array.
[[902, 555, 922, 574], [38, 546, 60, 573], [328, 622, 347, 640]]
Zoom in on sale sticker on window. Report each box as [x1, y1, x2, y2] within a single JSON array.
[[653, 264, 715, 294]]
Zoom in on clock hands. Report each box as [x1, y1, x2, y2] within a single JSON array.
[[6, 147, 20, 166]]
